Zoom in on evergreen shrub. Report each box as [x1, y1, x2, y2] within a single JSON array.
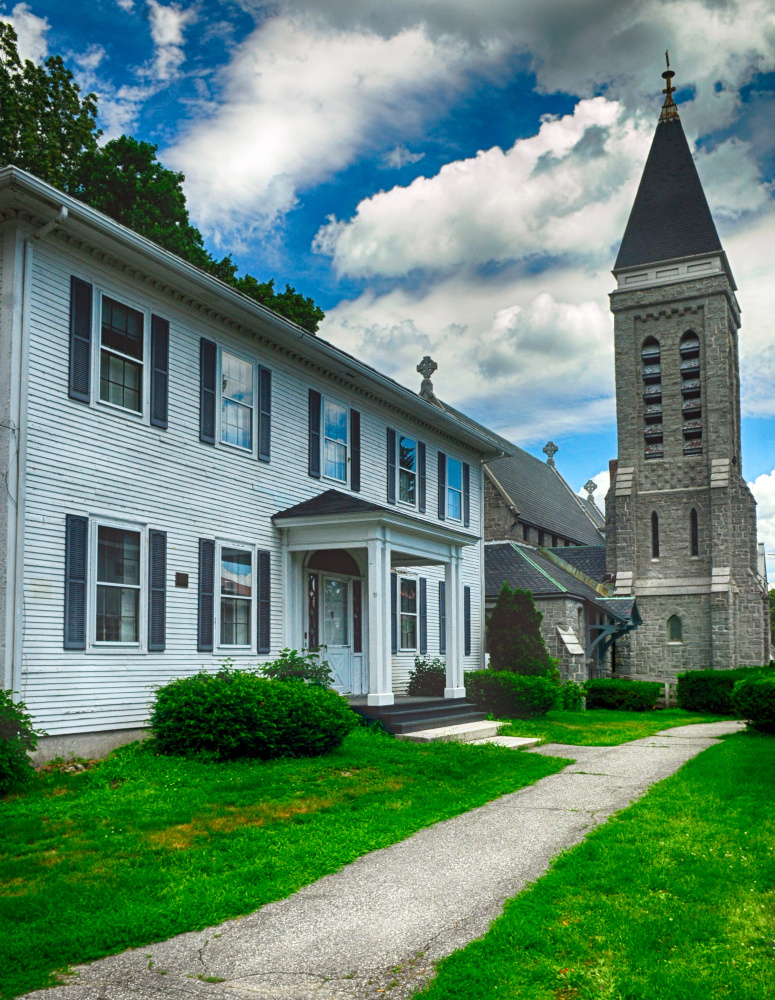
[[406, 656, 446, 697], [0, 690, 40, 795], [586, 678, 661, 712], [465, 671, 557, 718], [676, 667, 771, 714], [150, 667, 357, 760], [487, 583, 554, 675], [558, 680, 587, 711], [731, 675, 775, 733]]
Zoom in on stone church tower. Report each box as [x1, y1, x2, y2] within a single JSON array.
[[605, 64, 770, 676]]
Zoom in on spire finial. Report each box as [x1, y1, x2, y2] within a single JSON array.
[[660, 50, 678, 121], [543, 441, 558, 467], [583, 479, 598, 501]]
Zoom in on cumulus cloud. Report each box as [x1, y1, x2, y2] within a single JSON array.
[[749, 469, 775, 580], [578, 469, 610, 512], [381, 145, 425, 169], [115, 0, 135, 10], [145, 0, 197, 82], [1, 2, 49, 63]]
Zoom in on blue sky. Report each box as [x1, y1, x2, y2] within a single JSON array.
[[4, 0, 775, 549]]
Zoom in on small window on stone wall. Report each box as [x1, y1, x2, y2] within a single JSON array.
[[667, 615, 682, 643], [651, 511, 660, 559], [522, 523, 529, 542], [680, 331, 702, 455], [642, 336, 663, 459], [690, 508, 699, 557]]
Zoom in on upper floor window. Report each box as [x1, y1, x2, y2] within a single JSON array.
[[220, 546, 252, 647], [642, 336, 663, 459], [447, 457, 463, 521], [690, 508, 699, 557], [680, 332, 702, 455], [399, 435, 417, 505], [100, 297, 144, 413], [221, 351, 254, 450], [96, 525, 141, 643], [651, 511, 660, 559], [324, 399, 348, 482]]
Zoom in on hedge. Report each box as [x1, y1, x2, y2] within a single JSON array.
[[465, 671, 557, 718], [585, 678, 661, 712], [676, 667, 770, 714], [406, 656, 446, 697], [731, 675, 775, 733], [0, 690, 39, 795]]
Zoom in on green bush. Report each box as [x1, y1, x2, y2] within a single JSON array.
[[731, 675, 775, 733], [466, 671, 557, 718], [558, 680, 587, 711], [150, 667, 357, 760], [487, 583, 554, 675], [259, 648, 333, 687], [677, 667, 770, 714], [0, 690, 40, 795], [406, 656, 446, 697], [585, 678, 661, 712]]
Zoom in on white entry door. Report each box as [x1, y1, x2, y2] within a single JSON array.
[[322, 576, 352, 694]]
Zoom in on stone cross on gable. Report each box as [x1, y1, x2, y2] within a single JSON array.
[[417, 356, 438, 401], [543, 441, 558, 466], [583, 479, 598, 501]]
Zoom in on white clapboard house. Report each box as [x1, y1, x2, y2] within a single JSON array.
[[0, 168, 513, 759]]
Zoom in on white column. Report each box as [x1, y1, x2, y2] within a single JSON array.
[[366, 531, 394, 706], [444, 551, 466, 699], [280, 536, 294, 650]]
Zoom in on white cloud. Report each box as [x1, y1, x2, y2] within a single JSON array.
[[382, 145, 425, 169], [146, 0, 197, 82], [749, 469, 775, 581], [116, 0, 135, 10], [1, 2, 48, 63], [74, 44, 106, 73], [578, 469, 610, 512]]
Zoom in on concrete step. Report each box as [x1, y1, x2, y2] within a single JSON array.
[[390, 711, 488, 734], [395, 720, 500, 743]]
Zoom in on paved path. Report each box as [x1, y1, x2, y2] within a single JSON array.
[[29, 721, 743, 1000]]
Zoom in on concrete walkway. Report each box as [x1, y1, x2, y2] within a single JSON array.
[[29, 721, 743, 1000]]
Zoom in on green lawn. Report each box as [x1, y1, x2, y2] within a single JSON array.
[[499, 707, 727, 745], [416, 730, 775, 1000], [0, 727, 564, 999]]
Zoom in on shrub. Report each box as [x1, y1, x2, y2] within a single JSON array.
[[585, 678, 661, 712], [731, 675, 775, 733], [558, 680, 587, 711], [150, 667, 357, 760], [0, 690, 40, 795], [487, 583, 554, 675], [466, 671, 557, 718], [676, 667, 771, 714], [260, 649, 333, 687], [406, 656, 446, 697]]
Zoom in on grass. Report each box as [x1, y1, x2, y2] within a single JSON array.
[[499, 707, 727, 745], [415, 730, 775, 1000], [0, 726, 565, 998]]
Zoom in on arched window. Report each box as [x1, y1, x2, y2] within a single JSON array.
[[642, 336, 663, 459], [690, 508, 699, 557], [680, 332, 702, 455], [667, 615, 683, 643], [651, 511, 660, 559]]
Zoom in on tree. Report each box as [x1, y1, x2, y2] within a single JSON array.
[[0, 22, 324, 333], [487, 582, 554, 675]]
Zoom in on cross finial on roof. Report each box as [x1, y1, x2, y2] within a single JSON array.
[[417, 356, 438, 400], [660, 50, 678, 121], [583, 479, 598, 500], [543, 441, 558, 466]]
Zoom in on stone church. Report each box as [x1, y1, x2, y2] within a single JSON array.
[[484, 66, 770, 681]]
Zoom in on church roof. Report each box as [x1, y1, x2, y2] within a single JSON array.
[[545, 544, 607, 583], [614, 113, 722, 271]]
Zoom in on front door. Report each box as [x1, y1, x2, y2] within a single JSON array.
[[322, 576, 351, 693]]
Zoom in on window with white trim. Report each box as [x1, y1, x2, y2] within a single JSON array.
[[221, 351, 254, 450], [95, 524, 142, 644], [399, 435, 417, 505], [447, 458, 463, 521], [400, 577, 418, 650], [323, 399, 348, 482], [100, 296, 144, 413], [219, 546, 253, 647]]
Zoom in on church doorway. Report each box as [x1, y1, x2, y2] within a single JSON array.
[[306, 549, 365, 696]]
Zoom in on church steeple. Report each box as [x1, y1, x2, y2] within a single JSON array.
[[614, 59, 722, 271]]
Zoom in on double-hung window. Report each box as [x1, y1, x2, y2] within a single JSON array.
[[221, 351, 254, 450], [95, 525, 142, 644], [399, 435, 417, 505], [324, 399, 348, 482], [220, 546, 253, 647], [100, 297, 144, 413], [400, 577, 417, 650], [447, 458, 463, 521]]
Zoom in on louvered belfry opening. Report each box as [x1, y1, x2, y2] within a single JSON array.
[[642, 337, 663, 458], [680, 331, 702, 454]]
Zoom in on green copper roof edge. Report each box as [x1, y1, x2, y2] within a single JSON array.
[[508, 541, 568, 593]]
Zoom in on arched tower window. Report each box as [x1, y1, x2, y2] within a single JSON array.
[[667, 615, 683, 643], [680, 332, 702, 455], [651, 511, 660, 559], [642, 337, 663, 459], [690, 508, 699, 557]]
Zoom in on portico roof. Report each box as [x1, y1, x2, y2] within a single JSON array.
[[273, 490, 387, 519]]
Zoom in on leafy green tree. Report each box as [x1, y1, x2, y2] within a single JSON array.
[[487, 582, 554, 676], [0, 22, 324, 333]]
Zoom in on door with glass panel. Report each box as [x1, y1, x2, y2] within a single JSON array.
[[321, 576, 351, 693]]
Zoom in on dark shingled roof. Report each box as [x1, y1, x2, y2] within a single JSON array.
[[545, 544, 607, 583], [274, 490, 387, 519], [580, 496, 605, 529], [486, 450, 604, 547], [614, 114, 722, 271]]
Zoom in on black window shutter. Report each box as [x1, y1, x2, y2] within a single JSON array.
[[386, 428, 397, 505], [419, 577, 427, 655], [199, 339, 217, 444], [69, 277, 92, 403], [438, 581, 446, 655], [64, 514, 88, 649], [418, 441, 427, 513], [257, 549, 271, 654], [437, 451, 447, 520], [350, 409, 361, 492], [148, 530, 167, 651], [150, 315, 169, 429], [197, 538, 215, 651], [391, 572, 398, 654], [309, 389, 322, 478], [258, 366, 272, 462], [464, 585, 472, 656], [463, 462, 471, 527]]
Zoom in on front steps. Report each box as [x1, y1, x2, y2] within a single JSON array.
[[350, 697, 487, 735]]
